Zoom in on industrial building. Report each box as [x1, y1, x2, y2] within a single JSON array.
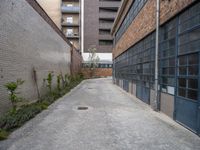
[[112, 0, 200, 135]]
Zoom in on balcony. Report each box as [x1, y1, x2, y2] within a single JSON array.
[[65, 33, 79, 39], [61, 6, 80, 13], [99, 1, 121, 9], [62, 22, 79, 27], [99, 34, 113, 40], [99, 12, 117, 19], [99, 23, 113, 29]]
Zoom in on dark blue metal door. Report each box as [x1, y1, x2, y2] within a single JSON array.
[[136, 82, 150, 104], [175, 53, 200, 134], [136, 83, 142, 100], [123, 80, 129, 92]]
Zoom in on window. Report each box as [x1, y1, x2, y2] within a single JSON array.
[[66, 17, 73, 24], [114, 33, 155, 88], [67, 4, 73, 7], [159, 18, 177, 94], [66, 28, 73, 36], [177, 54, 199, 100], [115, 0, 148, 42], [114, 2, 200, 97], [178, 2, 200, 55]]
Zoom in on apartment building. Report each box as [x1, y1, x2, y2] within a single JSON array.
[[112, 0, 200, 135], [61, 0, 81, 50], [82, 0, 121, 63]]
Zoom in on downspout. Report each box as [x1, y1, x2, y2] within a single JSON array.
[[154, 0, 160, 111]]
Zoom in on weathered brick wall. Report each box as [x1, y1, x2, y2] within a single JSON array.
[[71, 47, 82, 75], [0, 0, 71, 114], [113, 0, 194, 58], [81, 68, 112, 78]]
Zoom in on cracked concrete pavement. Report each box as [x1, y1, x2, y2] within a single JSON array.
[[0, 78, 200, 150]]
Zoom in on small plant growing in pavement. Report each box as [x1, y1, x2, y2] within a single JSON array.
[[87, 46, 100, 77], [4, 79, 24, 110], [44, 72, 54, 93]]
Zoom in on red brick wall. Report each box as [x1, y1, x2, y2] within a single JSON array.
[[113, 0, 194, 58], [71, 47, 82, 75], [81, 68, 112, 78]]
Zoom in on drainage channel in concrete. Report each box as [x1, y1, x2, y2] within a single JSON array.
[[73, 105, 92, 111], [77, 106, 88, 110]]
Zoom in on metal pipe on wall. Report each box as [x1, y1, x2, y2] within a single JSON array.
[[154, 0, 160, 111]]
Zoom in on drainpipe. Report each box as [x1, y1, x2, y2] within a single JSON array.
[[154, 0, 160, 111]]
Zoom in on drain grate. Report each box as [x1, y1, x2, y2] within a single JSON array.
[[77, 106, 88, 110]]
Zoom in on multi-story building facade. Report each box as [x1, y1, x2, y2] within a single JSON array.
[[36, 0, 81, 51], [61, 0, 81, 50], [112, 0, 200, 135], [82, 0, 121, 63], [37, 0, 121, 64]]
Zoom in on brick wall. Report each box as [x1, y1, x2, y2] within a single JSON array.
[[81, 68, 112, 78], [113, 0, 195, 58], [71, 47, 82, 75], [0, 0, 72, 114]]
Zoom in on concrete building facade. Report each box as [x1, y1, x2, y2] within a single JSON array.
[[82, 0, 121, 64], [112, 0, 200, 135], [0, 0, 78, 114], [61, 0, 81, 50]]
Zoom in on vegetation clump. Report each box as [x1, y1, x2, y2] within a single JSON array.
[[4, 79, 24, 111], [0, 73, 84, 140]]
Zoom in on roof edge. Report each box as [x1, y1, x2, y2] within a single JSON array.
[[111, 0, 129, 35]]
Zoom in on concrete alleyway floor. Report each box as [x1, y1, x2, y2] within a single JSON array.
[[0, 78, 200, 150]]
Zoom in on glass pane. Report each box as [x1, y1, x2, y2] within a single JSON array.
[[162, 77, 167, 84], [169, 39, 176, 48], [179, 45, 188, 55], [178, 88, 186, 97], [162, 59, 168, 67], [169, 68, 175, 75], [179, 67, 187, 75], [187, 89, 198, 100], [188, 54, 198, 65], [179, 34, 188, 45], [188, 79, 198, 89], [168, 78, 175, 85], [169, 58, 175, 66], [179, 56, 187, 66], [169, 48, 175, 56], [189, 28, 200, 42], [179, 78, 186, 87], [162, 68, 168, 75], [188, 66, 198, 76]]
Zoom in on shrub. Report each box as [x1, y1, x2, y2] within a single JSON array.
[[4, 79, 24, 110], [0, 73, 84, 141], [44, 72, 54, 93]]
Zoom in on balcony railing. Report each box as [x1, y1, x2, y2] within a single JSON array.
[[99, 1, 121, 8], [99, 34, 113, 40], [99, 23, 113, 29], [65, 33, 79, 38], [62, 22, 79, 27], [61, 6, 80, 13], [99, 12, 116, 19]]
